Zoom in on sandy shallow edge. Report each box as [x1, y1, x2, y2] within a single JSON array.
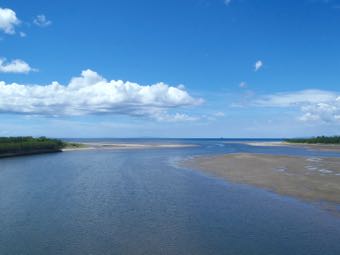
[[235, 141, 340, 152], [183, 153, 340, 206]]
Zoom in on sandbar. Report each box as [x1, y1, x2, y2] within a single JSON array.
[[184, 153, 340, 204], [63, 142, 197, 151]]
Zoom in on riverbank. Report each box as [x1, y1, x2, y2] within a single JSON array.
[[183, 153, 340, 204], [0, 149, 62, 158]]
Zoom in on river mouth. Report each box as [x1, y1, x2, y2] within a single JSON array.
[[1, 139, 340, 255]]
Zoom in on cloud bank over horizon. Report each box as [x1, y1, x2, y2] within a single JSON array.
[[0, 69, 203, 122], [255, 89, 340, 123]]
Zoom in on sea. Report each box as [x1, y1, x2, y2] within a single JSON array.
[[1, 138, 340, 255]]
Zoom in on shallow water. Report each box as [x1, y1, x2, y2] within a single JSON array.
[[1, 139, 340, 254]]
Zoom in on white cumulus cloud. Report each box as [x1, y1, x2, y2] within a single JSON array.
[[0, 7, 20, 34], [33, 14, 51, 27], [0, 69, 203, 121], [254, 60, 263, 71], [0, 58, 37, 73]]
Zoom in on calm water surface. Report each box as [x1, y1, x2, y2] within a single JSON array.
[[1, 139, 340, 254]]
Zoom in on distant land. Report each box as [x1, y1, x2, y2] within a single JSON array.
[[1, 136, 340, 158], [285, 136, 340, 144]]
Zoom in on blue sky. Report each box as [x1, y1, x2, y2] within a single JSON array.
[[1, 0, 340, 138]]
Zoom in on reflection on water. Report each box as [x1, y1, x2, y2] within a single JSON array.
[[1, 139, 340, 255]]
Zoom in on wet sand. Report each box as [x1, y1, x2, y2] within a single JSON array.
[[184, 153, 340, 204], [283, 143, 340, 152]]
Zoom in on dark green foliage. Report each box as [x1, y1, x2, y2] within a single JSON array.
[[285, 136, 340, 144], [0, 136, 65, 155]]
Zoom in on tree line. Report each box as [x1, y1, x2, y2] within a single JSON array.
[[0, 136, 65, 155], [285, 136, 340, 144]]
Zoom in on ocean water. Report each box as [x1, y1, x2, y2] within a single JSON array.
[[0, 139, 340, 255]]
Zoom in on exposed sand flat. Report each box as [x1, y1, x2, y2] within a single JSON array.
[[63, 143, 197, 151], [242, 141, 284, 147], [62, 147, 94, 152], [240, 141, 340, 152], [184, 153, 340, 204]]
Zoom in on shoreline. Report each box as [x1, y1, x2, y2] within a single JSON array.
[[0, 149, 62, 159], [1, 142, 198, 158], [183, 153, 340, 205]]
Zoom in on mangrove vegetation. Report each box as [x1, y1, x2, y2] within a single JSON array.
[[0, 136, 65, 157]]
